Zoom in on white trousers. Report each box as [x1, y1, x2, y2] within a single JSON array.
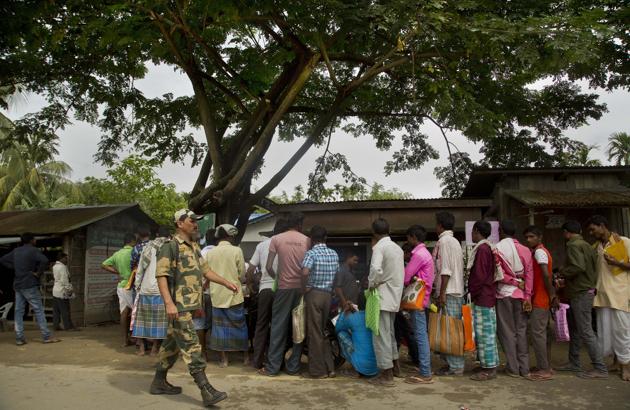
[[597, 307, 630, 364]]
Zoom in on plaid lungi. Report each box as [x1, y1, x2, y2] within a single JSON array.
[[473, 304, 498, 368], [132, 294, 168, 339], [209, 304, 249, 351]]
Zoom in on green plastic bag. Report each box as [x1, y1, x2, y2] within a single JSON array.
[[364, 288, 380, 336]]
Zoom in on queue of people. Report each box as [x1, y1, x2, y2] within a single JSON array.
[[2, 206, 627, 407], [249, 211, 629, 386]]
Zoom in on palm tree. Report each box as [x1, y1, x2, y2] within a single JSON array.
[[574, 144, 602, 166], [559, 143, 602, 167], [607, 132, 630, 166], [0, 131, 82, 210], [0, 112, 12, 139]]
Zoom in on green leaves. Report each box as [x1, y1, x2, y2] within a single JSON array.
[[81, 155, 187, 225], [607, 132, 630, 166], [1, 0, 627, 214], [0, 129, 81, 211]]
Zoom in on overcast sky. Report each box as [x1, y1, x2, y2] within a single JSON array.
[[3, 63, 627, 199]]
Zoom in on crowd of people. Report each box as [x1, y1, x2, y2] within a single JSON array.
[[1, 206, 628, 407]]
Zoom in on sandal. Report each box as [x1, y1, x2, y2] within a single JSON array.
[[366, 375, 395, 387], [404, 375, 434, 384], [340, 369, 361, 379], [257, 368, 278, 377], [436, 367, 464, 376], [470, 370, 497, 381], [525, 372, 553, 381]]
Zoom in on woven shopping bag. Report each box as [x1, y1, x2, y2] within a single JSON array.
[[364, 288, 380, 336], [292, 296, 305, 343], [428, 309, 465, 356]]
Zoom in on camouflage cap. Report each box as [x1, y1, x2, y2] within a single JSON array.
[[173, 209, 203, 223]]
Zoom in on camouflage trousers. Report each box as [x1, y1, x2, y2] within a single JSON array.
[[157, 311, 206, 373]]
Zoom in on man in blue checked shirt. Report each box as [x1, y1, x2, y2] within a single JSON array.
[[301, 225, 339, 379]]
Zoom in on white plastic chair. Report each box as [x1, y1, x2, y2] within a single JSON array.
[[0, 302, 13, 332]]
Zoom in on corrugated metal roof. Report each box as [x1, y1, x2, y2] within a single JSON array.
[[506, 190, 630, 207], [0, 204, 147, 236], [269, 198, 492, 212]]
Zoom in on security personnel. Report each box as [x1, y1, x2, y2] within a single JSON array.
[[150, 209, 238, 406]]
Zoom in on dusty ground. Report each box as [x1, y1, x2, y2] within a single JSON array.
[[0, 323, 628, 410]]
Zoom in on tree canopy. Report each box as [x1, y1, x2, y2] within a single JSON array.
[[2, 0, 627, 233], [270, 182, 411, 203], [81, 155, 187, 225]]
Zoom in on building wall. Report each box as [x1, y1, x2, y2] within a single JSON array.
[[82, 211, 151, 325], [241, 217, 276, 260], [501, 173, 623, 191], [65, 229, 87, 325], [300, 207, 483, 236], [496, 171, 629, 268]]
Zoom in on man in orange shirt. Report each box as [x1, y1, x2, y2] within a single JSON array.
[[524, 226, 558, 381]]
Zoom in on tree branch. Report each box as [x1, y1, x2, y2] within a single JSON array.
[[288, 106, 427, 118], [167, 9, 259, 102], [328, 53, 376, 65], [427, 116, 456, 176], [148, 10, 192, 73], [345, 56, 410, 93], [319, 41, 341, 89], [191, 152, 213, 198], [248, 91, 349, 205], [271, 13, 310, 55], [198, 71, 250, 115], [222, 53, 322, 198], [189, 55, 320, 210]]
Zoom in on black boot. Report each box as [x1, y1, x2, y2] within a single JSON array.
[[149, 369, 183, 395], [191, 371, 227, 406]]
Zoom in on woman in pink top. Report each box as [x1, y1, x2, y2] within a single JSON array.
[[403, 225, 435, 385]]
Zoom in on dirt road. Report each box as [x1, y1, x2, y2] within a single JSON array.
[[0, 324, 628, 410]]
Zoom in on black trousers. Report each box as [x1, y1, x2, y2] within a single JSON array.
[[252, 288, 275, 368], [265, 288, 303, 375], [52, 297, 74, 330]]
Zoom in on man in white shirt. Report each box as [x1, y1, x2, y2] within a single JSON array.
[[247, 220, 284, 369], [433, 212, 465, 376], [52, 252, 77, 331], [587, 215, 630, 382], [367, 218, 404, 387], [196, 228, 217, 359]]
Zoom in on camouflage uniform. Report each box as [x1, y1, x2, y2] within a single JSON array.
[[155, 235, 208, 373]]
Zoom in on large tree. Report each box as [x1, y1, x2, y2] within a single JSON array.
[[2, 1, 627, 235]]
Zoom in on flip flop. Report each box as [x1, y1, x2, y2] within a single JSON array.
[[404, 375, 434, 384], [43, 338, 61, 344]]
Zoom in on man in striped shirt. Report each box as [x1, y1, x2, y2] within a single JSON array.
[[302, 225, 339, 378]]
